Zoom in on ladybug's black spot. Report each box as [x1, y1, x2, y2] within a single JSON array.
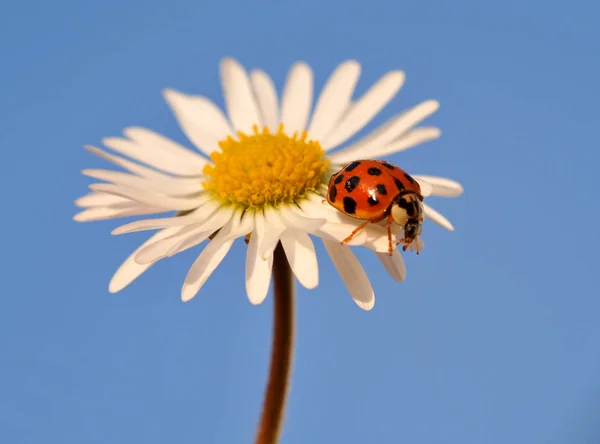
[[334, 174, 344, 185], [367, 195, 379, 206], [345, 176, 360, 193], [394, 178, 405, 192], [345, 161, 361, 172], [382, 162, 395, 170], [367, 167, 382, 176], [404, 172, 415, 184], [343, 197, 357, 214], [376, 184, 387, 195], [329, 186, 337, 202]]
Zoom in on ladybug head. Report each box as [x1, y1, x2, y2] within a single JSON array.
[[390, 192, 424, 245], [403, 220, 422, 240]]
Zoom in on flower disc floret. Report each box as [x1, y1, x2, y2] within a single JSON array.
[[202, 125, 330, 208]]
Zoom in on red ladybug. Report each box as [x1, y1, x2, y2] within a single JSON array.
[[326, 159, 424, 255]]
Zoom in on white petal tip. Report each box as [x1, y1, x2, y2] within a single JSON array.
[[181, 280, 203, 302], [108, 282, 123, 294], [292, 61, 311, 70], [220, 57, 241, 70], [387, 70, 406, 85], [122, 126, 144, 137], [162, 88, 183, 103], [355, 299, 375, 311], [342, 59, 360, 68], [100, 136, 119, 146], [425, 99, 441, 111], [293, 268, 319, 289], [248, 296, 267, 306], [181, 292, 196, 303], [300, 279, 319, 290]]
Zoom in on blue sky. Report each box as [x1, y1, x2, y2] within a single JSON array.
[[1, 0, 599, 443]]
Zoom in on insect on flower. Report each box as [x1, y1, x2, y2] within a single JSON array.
[[326, 159, 424, 256]]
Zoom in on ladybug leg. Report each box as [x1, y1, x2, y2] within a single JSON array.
[[341, 220, 371, 246], [397, 238, 420, 255], [396, 238, 410, 250], [387, 213, 394, 256]]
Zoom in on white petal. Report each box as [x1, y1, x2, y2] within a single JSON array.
[[300, 195, 370, 245], [315, 222, 369, 246], [412, 236, 425, 251], [162, 88, 232, 155], [383, 100, 438, 139], [73, 205, 165, 222], [75, 192, 130, 208], [423, 203, 454, 231], [259, 208, 287, 259], [359, 127, 441, 159], [102, 136, 200, 177], [133, 207, 231, 264], [90, 183, 207, 211], [138, 208, 235, 262], [412, 176, 464, 197], [133, 226, 200, 265], [321, 70, 405, 151], [182, 239, 234, 302], [182, 211, 254, 302], [328, 100, 440, 163], [250, 70, 279, 131], [245, 214, 273, 305], [166, 228, 217, 258], [415, 177, 433, 198], [111, 199, 220, 234], [304, 192, 394, 247], [82, 169, 203, 195], [304, 194, 384, 245], [280, 230, 318, 289], [362, 229, 397, 254], [322, 240, 374, 310], [124, 127, 209, 169], [280, 62, 313, 134], [278, 204, 326, 232], [220, 58, 262, 134], [85, 145, 168, 180], [376, 250, 406, 282], [308, 60, 361, 141], [290, 194, 332, 220], [109, 227, 179, 293]]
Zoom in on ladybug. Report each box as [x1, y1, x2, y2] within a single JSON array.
[[326, 159, 424, 256]]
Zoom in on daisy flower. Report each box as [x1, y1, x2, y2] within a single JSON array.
[[75, 58, 463, 310]]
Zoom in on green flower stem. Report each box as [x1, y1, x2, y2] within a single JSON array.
[[255, 242, 295, 444]]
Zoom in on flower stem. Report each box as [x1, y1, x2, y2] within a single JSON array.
[[255, 242, 295, 444]]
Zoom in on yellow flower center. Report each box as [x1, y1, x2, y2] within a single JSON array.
[[202, 125, 330, 208]]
